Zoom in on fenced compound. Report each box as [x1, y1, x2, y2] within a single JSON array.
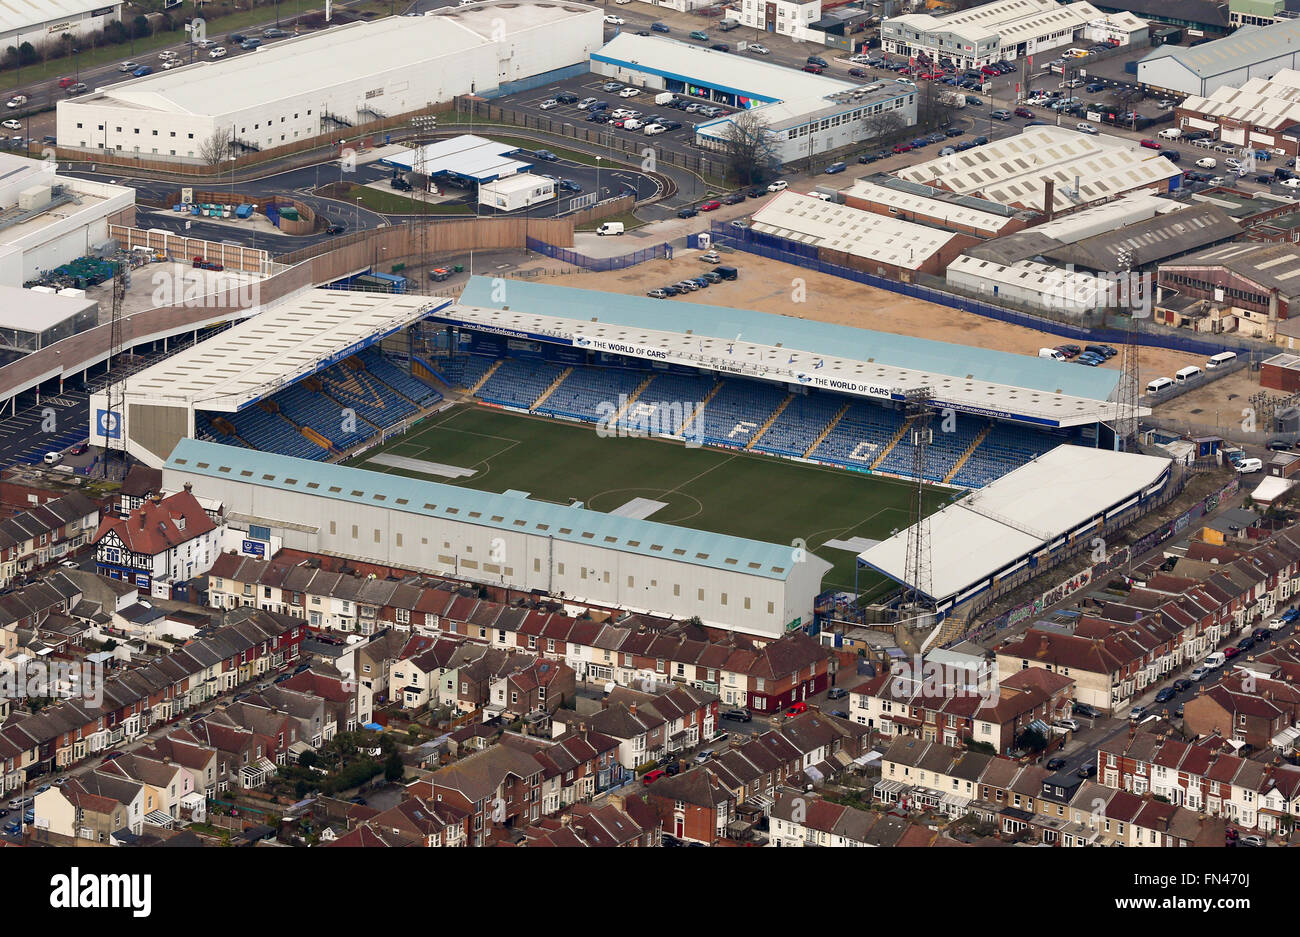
[[525, 236, 670, 271]]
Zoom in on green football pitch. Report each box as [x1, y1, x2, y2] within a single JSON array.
[[348, 404, 954, 602]]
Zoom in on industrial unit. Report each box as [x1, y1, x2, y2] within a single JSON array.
[[896, 126, 1184, 213], [590, 33, 917, 163], [0, 0, 122, 52], [881, 0, 1146, 70], [0, 152, 134, 288], [1138, 16, 1300, 97], [55, 2, 604, 165], [1176, 68, 1300, 158]]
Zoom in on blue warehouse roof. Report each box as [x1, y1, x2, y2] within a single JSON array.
[[166, 438, 800, 580]]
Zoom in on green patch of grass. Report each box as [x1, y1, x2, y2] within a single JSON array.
[[347, 404, 949, 600], [342, 183, 472, 215]]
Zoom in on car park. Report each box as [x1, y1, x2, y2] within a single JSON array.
[[539, 98, 559, 109], [618, 87, 640, 98]]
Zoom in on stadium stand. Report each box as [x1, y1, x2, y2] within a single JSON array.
[[358, 348, 442, 406], [694, 378, 789, 449], [225, 404, 330, 461], [438, 354, 496, 390], [273, 383, 372, 451], [751, 394, 845, 458], [952, 423, 1056, 489], [877, 412, 985, 483], [535, 366, 646, 422], [618, 372, 716, 435], [810, 400, 906, 472], [477, 357, 567, 409]]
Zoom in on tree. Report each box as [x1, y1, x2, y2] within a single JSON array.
[[384, 751, 404, 783], [863, 111, 907, 147], [132, 16, 152, 40], [914, 80, 959, 132], [717, 109, 780, 187], [199, 130, 230, 170]]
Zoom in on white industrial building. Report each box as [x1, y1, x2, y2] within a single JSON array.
[[55, 2, 604, 164], [478, 173, 555, 211], [161, 438, 830, 639], [896, 125, 1184, 212], [750, 191, 963, 278], [0, 0, 122, 51], [0, 152, 134, 287], [0, 285, 98, 351], [1138, 17, 1300, 98], [882, 0, 1146, 69], [592, 33, 916, 164], [858, 445, 1172, 614], [945, 254, 1107, 315]]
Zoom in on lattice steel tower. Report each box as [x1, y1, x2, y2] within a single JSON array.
[[1113, 246, 1140, 451], [903, 387, 935, 613]]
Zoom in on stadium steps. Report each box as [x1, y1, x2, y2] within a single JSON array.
[[927, 613, 969, 652], [609, 373, 656, 426], [468, 359, 504, 395], [943, 423, 993, 485], [530, 367, 574, 411], [871, 416, 916, 471], [411, 359, 457, 400], [678, 380, 724, 435], [802, 401, 851, 459], [301, 425, 336, 451], [207, 416, 253, 449], [747, 394, 794, 450]]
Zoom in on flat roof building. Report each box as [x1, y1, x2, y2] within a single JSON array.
[[590, 33, 917, 163], [56, 3, 604, 165], [0, 153, 134, 288], [378, 135, 534, 184], [0, 286, 98, 352], [842, 176, 1030, 238], [895, 126, 1183, 213], [0, 0, 122, 50]]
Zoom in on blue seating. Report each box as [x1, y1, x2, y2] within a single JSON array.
[[617, 372, 716, 436], [357, 348, 442, 406], [810, 400, 905, 471], [752, 394, 845, 458], [693, 378, 788, 448], [953, 424, 1057, 488], [438, 354, 496, 390], [275, 382, 374, 450], [534, 366, 646, 422], [318, 362, 416, 429], [477, 357, 567, 409], [223, 405, 330, 461]]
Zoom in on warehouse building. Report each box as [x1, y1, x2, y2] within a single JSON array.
[[842, 175, 1033, 238], [0, 0, 122, 51], [1157, 241, 1300, 340], [55, 2, 603, 165], [945, 254, 1109, 315], [749, 191, 976, 280], [896, 126, 1184, 213], [0, 152, 134, 288], [1039, 203, 1242, 272], [591, 33, 917, 163], [881, 0, 1146, 70], [1176, 68, 1300, 158], [162, 438, 831, 640], [1138, 16, 1300, 97]]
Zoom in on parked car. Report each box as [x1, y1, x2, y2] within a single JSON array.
[[1013, 107, 1034, 118], [827, 687, 848, 700], [1076, 764, 1097, 778], [677, 206, 698, 218], [784, 701, 808, 717], [1054, 718, 1081, 732], [1173, 678, 1192, 692], [1046, 757, 1067, 771], [747, 43, 769, 54], [722, 707, 751, 722], [991, 108, 1013, 120], [642, 769, 666, 785], [722, 191, 745, 205], [1154, 687, 1177, 704], [699, 199, 721, 211], [823, 161, 846, 174], [1, 119, 18, 131], [1190, 665, 1212, 681], [767, 180, 788, 192]]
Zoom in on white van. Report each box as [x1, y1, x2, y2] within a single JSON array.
[[654, 92, 675, 106], [42, 451, 61, 465], [595, 221, 624, 236], [1204, 651, 1227, 669], [1206, 351, 1238, 369], [622, 118, 643, 131], [1157, 128, 1181, 140], [1175, 365, 1203, 382], [1146, 376, 1174, 393], [643, 123, 666, 136], [1236, 457, 1264, 474], [1039, 347, 1065, 360], [1195, 156, 1216, 169]]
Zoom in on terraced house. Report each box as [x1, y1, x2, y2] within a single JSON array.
[[0, 491, 99, 588]]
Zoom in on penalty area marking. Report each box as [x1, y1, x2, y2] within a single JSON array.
[[366, 453, 476, 479]]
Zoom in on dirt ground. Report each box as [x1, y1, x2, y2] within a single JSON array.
[[1155, 368, 1267, 432], [541, 252, 1203, 386]]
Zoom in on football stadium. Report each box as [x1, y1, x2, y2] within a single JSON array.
[[101, 276, 1167, 635]]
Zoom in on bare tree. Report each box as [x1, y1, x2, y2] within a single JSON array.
[[198, 130, 229, 170], [863, 111, 907, 147], [718, 110, 781, 186]]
